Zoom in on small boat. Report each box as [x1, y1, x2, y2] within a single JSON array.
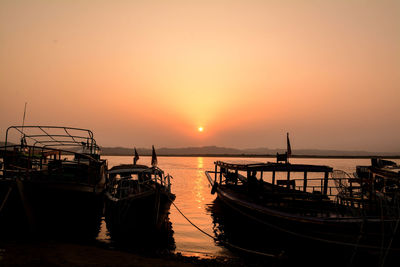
[[205, 155, 400, 256], [104, 147, 175, 240], [0, 126, 107, 238]]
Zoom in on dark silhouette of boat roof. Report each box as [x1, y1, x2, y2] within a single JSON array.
[[108, 164, 164, 175], [215, 160, 333, 172], [109, 164, 149, 171]]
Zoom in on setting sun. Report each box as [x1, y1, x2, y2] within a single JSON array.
[[198, 127, 204, 132]]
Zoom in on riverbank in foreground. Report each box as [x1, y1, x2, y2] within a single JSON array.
[[0, 240, 275, 267]]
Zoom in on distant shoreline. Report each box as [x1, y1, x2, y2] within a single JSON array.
[[2, 142, 398, 159], [101, 154, 400, 159], [1, 143, 399, 159]]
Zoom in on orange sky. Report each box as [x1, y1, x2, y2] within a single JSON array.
[[1, 0, 399, 152]]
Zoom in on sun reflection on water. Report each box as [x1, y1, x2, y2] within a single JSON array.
[[195, 157, 205, 209]]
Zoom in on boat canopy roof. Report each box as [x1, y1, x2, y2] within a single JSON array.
[[4, 125, 100, 152], [215, 160, 333, 173], [108, 164, 164, 175]]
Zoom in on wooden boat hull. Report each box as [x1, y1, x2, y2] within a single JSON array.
[[0, 178, 105, 239], [104, 187, 175, 240], [206, 171, 400, 251], [0, 126, 107, 239]]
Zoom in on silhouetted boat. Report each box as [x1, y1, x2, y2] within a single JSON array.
[[356, 157, 400, 187], [205, 157, 400, 257], [355, 157, 400, 212], [104, 149, 175, 240], [0, 126, 107, 238]]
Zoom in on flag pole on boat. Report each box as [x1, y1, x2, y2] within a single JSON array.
[[151, 145, 158, 167], [133, 147, 139, 165], [287, 132, 291, 163]]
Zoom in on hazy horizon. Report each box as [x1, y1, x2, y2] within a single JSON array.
[[1, 1, 399, 152], [99, 144, 388, 153]]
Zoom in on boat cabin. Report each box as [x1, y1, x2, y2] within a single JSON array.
[[213, 160, 333, 196], [107, 164, 172, 199]]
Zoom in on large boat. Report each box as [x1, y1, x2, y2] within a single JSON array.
[[104, 148, 175, 241], [205, 157, 400, 257], [0, 126, 107, 238]]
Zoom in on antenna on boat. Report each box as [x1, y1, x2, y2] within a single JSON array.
[[20, 102, 28, 147], [21, 102, 27, 136]]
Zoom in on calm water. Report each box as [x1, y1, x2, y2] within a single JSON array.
[[98, 156, 400, 259]]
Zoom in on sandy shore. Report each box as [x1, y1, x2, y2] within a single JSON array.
[[0, 240, 254, 267]]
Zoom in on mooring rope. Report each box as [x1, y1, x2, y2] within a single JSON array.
[[170, 200, 280, 258]]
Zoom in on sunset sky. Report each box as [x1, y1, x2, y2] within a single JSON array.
[[1, 0, 399, 152]]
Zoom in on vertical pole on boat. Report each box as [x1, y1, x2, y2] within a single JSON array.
[[360, 175, 364, 211], [323, 172, 329, 195], [286, 132, 291, 164], [370, 173, 375, 213], [214, 164, 217, 184], [303, 172, 308, 192], [272, 171, 276, 185], [219, 166, 222, 184], [21, 102, 27, 139], [286, 171, 291, 188]]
